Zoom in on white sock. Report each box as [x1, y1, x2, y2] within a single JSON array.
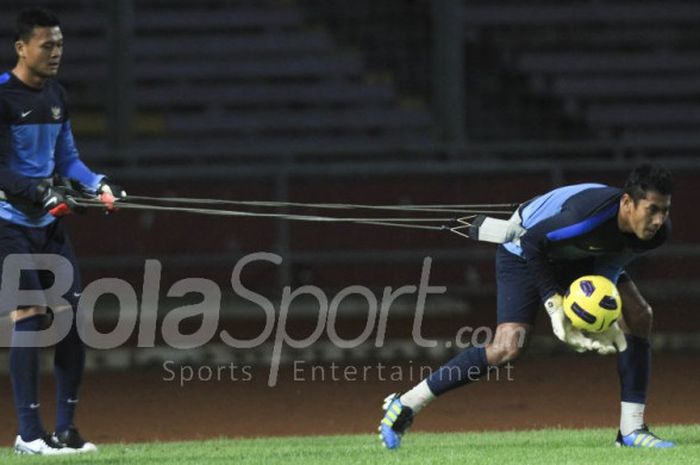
[[620, 401, 645, 436], [399, 380, 435, 414]]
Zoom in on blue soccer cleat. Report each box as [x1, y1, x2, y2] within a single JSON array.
[[615, 425, 675, 448], [378, 393, 414, 450]]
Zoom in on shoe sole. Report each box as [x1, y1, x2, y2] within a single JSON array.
[[14, 446, 72, 456]]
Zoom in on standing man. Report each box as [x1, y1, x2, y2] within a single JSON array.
[[378, 164, 675, 449], [1, 8, 125, 455]]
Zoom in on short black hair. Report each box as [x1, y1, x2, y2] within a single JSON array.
[[15, 7, 60, 43], [623, 163, 673, 202]]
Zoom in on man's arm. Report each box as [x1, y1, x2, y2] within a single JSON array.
[[53, 120, 103, 191], [53, 84, 104, 191]]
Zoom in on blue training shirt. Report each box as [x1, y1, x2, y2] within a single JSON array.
[[504, 183, 670, 300], [0, 71, 103, 227]]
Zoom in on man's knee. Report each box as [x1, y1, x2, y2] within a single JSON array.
[[618, 279, 653, 338], [486, 323, 529, 365], [11, 307, 53, 329], [11, 306, 45, 322], [624, 303, 653, 338]]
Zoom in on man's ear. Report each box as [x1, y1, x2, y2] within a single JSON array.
[[15, 40, 25, 59], [620, 193, 633, 208]]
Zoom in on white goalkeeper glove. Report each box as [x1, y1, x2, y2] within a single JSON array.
[[544, 293, 595, 353], [585, 321, 628, 355]]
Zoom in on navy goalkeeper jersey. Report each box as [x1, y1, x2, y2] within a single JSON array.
[[503, 183, 670, 300], [0, 71, 102, 227]]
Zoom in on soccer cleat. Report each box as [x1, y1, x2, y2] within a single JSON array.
[[615, 425, 675, 448], [378, 393, 414, 450], [52, 426, 98, 453], [14, 434, 72, 455]]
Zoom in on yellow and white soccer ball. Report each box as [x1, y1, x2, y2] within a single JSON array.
[[563, 275, 622, 332]]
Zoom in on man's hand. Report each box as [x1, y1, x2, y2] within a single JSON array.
[[544, 293, 595, 352], [98, 179, 126, 211], [586, 322, 628, 354], [36, 182, 80, 217]]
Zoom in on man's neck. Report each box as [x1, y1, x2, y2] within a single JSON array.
[[12, 65, 45, 89]]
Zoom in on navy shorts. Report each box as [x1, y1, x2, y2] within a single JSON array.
[[495, 245, 625, 325], [0, 218, 81, 312]]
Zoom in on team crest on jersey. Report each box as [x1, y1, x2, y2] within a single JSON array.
[[51, 106, 62, 120]]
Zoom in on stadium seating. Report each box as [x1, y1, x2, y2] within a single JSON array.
[[0, 1, 435, 161], [461, 1, 700, 148], [128, 3, 434, 160]]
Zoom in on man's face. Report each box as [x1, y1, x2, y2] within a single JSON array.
[[16, 26, 63, 78], [621, 190, 671, 240]]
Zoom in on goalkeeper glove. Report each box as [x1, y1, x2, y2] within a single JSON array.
[[36, 181, 82, 217], [585, 321, 628, 354], [544, 293, 595, 353]]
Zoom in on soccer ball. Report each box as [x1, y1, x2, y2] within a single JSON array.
[[563, 275, 621, 332]]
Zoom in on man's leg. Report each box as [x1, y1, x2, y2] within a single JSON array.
[[406, 322, 529, 405], [52, 297, 85, 435], [615, 278, 674, 448], [2, 221, 53, 448], [45, 221, 95, 451], [10, 307, 49, 443], [379, 246, 538, 449], [11, 307, 72, 455], [379, 323, 530, 449]]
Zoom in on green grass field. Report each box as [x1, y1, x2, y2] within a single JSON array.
[[1, 425, 697, 464]]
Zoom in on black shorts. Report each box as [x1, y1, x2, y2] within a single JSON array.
[[495, 245, 627, 325], [0, 218, 81, 313]]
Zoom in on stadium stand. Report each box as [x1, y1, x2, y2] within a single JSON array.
[[5, 1, 699, 156], [0, 0, 436, 163], [461, 0, 700, 148]]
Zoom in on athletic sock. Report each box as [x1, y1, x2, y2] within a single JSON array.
[[54, 321, 85, 433], [399, 379, 435, 413], [10, 315, 45, 441], [617, 334, 650, 403], [425, 346, 489, 396], [617, 334, 650, 435], [620, 401, 646, 436]]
